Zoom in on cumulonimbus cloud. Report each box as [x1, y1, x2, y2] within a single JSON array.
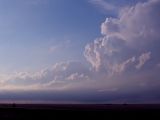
[[0, 0, 160, 95], [84, 0, 160, 76]]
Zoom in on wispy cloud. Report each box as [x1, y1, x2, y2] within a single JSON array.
[[89, 0, 118, 11], [136, 52, 151, 69], [49, 40, 71, 53]]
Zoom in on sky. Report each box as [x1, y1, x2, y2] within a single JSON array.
[[0, 0, 160, 104]]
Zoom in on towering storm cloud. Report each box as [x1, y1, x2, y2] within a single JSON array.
[[0, 0, 160, 104], [84, 0, 160, 76]]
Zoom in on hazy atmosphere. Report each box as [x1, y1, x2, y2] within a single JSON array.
[[0, 0, 160, 104]]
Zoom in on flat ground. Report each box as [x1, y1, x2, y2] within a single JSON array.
[[0, 104, 159, 119]]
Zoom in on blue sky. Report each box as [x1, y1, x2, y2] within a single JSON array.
[[0, 0, 106, 73], [0, 0, 146, 73], [0, 0, 160, 103]]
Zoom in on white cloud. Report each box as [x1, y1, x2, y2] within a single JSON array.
[[66, 73, 89, 81], [136, 52, 151, 69], [120, 0, 160, 45], [101, 18, 120, 36], [84, 35, 126, 72], [84, 0, 160, 76], [89, 0, 117, 11], [0, 61, 90, 90], [111, 57, 136, 75], [100, 0, 160, 47]]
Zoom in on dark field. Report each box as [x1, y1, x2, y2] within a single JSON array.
[[0, 104, 160, 119]]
